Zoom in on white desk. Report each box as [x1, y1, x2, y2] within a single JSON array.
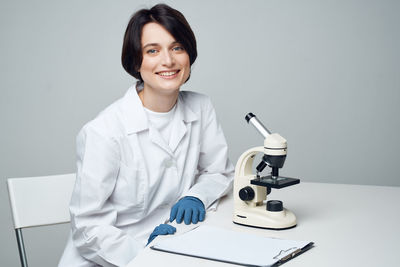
[[128, 182, 400, 266]]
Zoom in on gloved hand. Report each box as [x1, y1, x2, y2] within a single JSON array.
[[147, 224, 176, 245], [169, 196, 205, 225]]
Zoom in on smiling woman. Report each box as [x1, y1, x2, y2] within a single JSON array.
[[137, 22, 191, 112], [58, 3, 234, 267], [121, 4, 197, 85]]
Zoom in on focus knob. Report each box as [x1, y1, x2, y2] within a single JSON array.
[[239, 186, 255, 201], [267, 200, 283, 212]]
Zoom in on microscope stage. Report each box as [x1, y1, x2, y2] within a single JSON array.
[[251, 176, 300, 189]]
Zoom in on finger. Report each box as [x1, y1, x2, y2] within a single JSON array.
[[169, 204, 178, 222], [153, 225, 161, 234], [176, 207, 185, 224], [166, 225, 177, 234], [147, 235, 156, 246], [184, 207, 192, 225], [199, 208, 206, 222], [159, 228, 171, 235], [192, 208, 199, 224]]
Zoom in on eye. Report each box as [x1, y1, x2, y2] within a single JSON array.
[[172, 46, 185, 52], [146, 49, 158, 54]]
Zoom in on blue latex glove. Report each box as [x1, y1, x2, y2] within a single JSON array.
[[169, 196, 205, 225], [147, 224, 176, 245]]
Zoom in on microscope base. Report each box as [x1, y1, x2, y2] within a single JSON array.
[[233, 205, 297, 230], [232, 221, 296, 230]]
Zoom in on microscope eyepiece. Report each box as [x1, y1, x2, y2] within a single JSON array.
[[245, 113, 271, 138], [245, 113, 255, 123]]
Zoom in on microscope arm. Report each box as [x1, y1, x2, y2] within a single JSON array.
[[234, 146, 265, 177], [234, 146, 267, 207]]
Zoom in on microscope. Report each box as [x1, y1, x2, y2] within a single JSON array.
[[233, 113, 300, 229]]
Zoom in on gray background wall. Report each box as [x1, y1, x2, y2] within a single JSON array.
[[1, 0, 399, 266]]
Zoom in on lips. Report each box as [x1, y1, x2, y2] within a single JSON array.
[[156, 70, 180, 78]]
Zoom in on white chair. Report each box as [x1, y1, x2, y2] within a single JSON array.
[[7, 173, 76, 267]]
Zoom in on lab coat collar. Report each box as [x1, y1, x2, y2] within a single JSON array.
[[121, 86, 198, 135], [176, 92, 198, 124], [120, 86, 148, 134]]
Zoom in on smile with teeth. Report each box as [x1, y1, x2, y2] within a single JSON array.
[[157, 70, 180, 77]]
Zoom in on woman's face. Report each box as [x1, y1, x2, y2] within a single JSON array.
[[139, 22, 190, 95]]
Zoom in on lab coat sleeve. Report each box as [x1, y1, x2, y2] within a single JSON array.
[[184, 98, 234, 209], [70, 125, 143, 267]]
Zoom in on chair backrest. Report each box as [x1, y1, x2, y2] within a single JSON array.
[[7, 173, 76, 229]]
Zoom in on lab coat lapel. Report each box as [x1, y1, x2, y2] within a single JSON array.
[[148, 124, 174, 157], [169, 93, 198, 152], [169, 114, 186, 153]]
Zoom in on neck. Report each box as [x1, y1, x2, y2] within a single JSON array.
[[138, 87, 179, 112]]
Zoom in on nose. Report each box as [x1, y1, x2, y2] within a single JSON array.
[[161, 50, 175, 67]]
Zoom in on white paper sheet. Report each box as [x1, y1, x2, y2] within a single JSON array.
[[151, 225, 313, 267]]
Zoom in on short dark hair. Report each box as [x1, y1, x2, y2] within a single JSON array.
[[121, 4, 197, 82]]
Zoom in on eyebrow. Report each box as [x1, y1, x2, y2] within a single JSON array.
[[142, 41, 181, 50], [142, 43, 158, 49]]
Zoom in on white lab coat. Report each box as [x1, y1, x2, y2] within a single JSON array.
[[58, 85, 234, 267]]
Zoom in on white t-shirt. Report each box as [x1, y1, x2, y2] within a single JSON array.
[[144, 104, 177, 148]]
